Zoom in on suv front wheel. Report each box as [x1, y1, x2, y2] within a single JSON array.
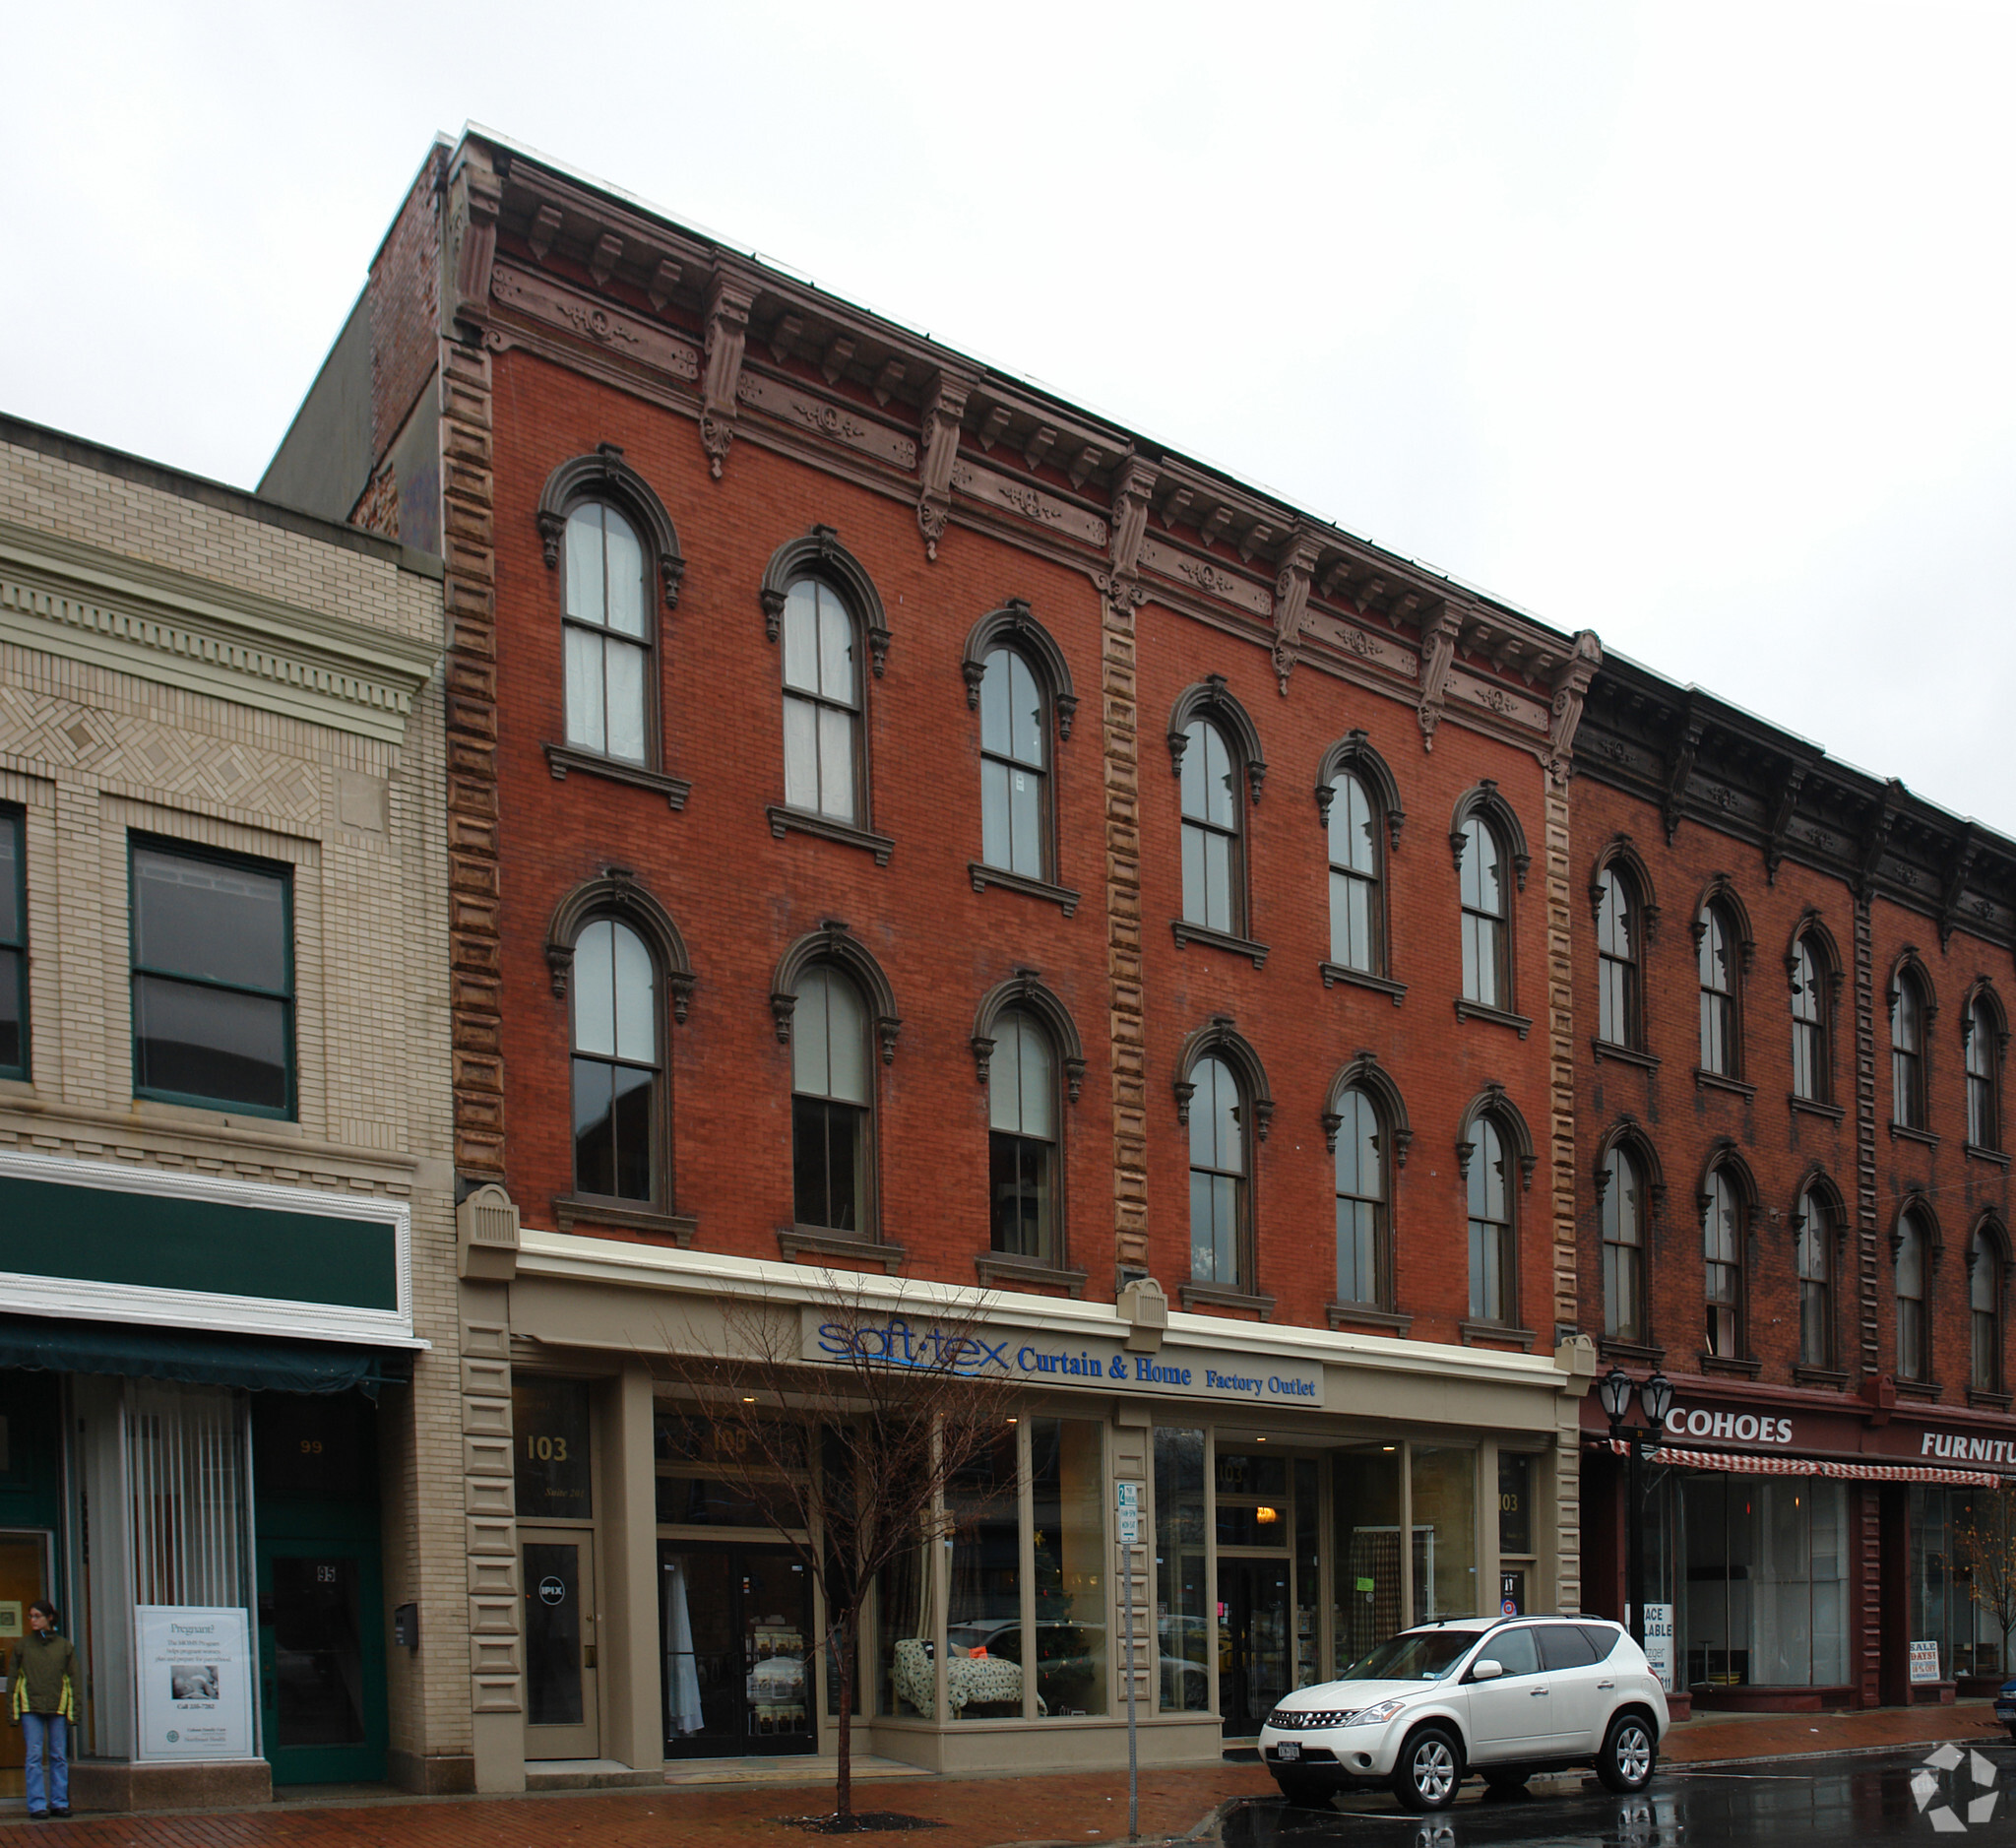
[[1596, 1710, 1657, 1793], [1392, 1724, 1464, 1811]]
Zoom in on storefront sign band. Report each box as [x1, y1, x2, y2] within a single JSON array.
[[800, 1309, 1325, 1409]]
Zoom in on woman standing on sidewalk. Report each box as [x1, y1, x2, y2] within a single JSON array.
[[9, 1600, 78, 1819]]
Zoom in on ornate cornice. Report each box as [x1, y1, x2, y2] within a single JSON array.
[[0, 518, 439, 744]]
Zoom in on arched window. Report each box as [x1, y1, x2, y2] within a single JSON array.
[[978, 648, 1048, 880], [1460, 818, 1509, 1008], [1596, 868, 1640, 1049], [571, 919, 660, 1201], [1795, 1185, 1834, 1370], [1967, 995, 2001, 1151], [781, 578, 862, 824], [1467, 1116, 1514, 1323], [562, 501, 651, 764], [1891, 969, 1928, 1130], [1181, 719, 1240, 934], [1332, 1088, 1386, 1307], [1791, 934, 1827, 1102], [1703, 1167, 1744, 1358], [1698, 904, 1739, 1076], [1188, 1053, 1248, 1289], [1972, 1227, 2003, 1395], [1896, 1209, 1930, 1381], [987, 1008, 1058, 1263], [1601, 1145, 1645, 1342], [792, 966, 872, 1234], [1327, 772, 1381, 975]]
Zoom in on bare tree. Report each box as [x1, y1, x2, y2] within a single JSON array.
[[657, 1273, 1020, 1825], [1957, 1489, 2016, 1681]]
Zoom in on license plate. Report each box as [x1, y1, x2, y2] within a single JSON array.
[[1276, 1742, 1300, 1760]]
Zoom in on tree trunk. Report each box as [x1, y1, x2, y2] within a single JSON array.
[[835, 1607, 855, 1820]]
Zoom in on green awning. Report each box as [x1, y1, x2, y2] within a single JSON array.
[[0, 1313, 415, 1397]]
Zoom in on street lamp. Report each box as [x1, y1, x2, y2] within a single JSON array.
[[1599, 1367, 1671, 1649]]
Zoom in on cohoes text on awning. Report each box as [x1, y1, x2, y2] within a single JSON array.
[[0, 1313, 415, 1398], [1595, 1434, 1999, 1489]]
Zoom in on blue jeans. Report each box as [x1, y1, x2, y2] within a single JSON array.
[[21, 1711, 68, 1815]]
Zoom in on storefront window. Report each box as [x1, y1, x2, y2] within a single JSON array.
[[1155, 1428, 1209, 1713], [1410, 1446, 1478, 1623], [1215, 1449, 1289, 1548], [1952, 1487, 2016, 1678], [1333, 1444, 1402, 1672], [1294, 1459, 1320, 1689], [1911, 1486, 1950, 1680], [947, 1425, 1023, 1718], [1679, 1474, 1847, 1687], [878, 1538, 932, 1718], [1031, 1418, 1106, 1716]]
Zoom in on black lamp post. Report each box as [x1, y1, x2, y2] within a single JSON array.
[[1599, 1367, 1672, 1648]]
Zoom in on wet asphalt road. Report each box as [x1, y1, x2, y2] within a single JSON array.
[[1224, 1742, 2016, 1848]]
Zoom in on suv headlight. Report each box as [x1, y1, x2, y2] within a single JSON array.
[[1347, 1697, 1409, 1727]]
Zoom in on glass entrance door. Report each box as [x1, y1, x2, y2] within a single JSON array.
[[662, 1542, 815, 1756], [1217, 1557, 1291, 1736], [255, 1538, 387, 1784], [0, 1533, 50, 1800], [523, 1530, 599, 1759]]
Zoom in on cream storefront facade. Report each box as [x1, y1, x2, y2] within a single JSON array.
[[454, 1217, 1599, 1785]]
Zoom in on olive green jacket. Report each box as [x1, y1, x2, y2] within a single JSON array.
[[9, 1630, 78, 1721]]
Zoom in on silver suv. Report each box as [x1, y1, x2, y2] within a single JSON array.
[[1257, 1615, 1668, 1812]]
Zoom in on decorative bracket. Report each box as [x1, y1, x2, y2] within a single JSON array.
[[1270, 529, 1321, 694], [1661, 693, 1707, 845], [1416, 605, 1459, 750], [1763, 759, 1813, 884], [915, 370, 976, 560], [700, 269, 758, 479], [1543, 630, 1602, 783]]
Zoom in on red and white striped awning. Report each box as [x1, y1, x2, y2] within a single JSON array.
[[1595, 1436, 2000, 1488]]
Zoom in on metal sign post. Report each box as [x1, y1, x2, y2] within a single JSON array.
[[1116, 1482, 1140, 1838]]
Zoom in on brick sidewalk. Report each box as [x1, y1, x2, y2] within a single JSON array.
[[2, 1705, 2007, 1847]]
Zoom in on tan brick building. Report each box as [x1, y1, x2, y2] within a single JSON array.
[[0, 415, 456, 1804]]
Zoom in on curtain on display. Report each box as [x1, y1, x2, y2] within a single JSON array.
[[662, 1560, 705, 1736]]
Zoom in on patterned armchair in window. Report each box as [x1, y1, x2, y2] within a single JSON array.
[[890, 1637, 1042, 1716]]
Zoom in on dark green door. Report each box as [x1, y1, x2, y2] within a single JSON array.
[[256, 1532, 388, 1783], [251, 1390, 387, 1785]]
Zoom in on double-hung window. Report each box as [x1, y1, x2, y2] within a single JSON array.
[[1967, 998, 1999, 1149], [1896, 1212, 1929, 1381], [1796, 1190, 1832, 1370], [987, 1009, 1059, 1263], [1460, 820, 1508, 1008], [1892, 973, 1928, 1130], [1973, 1233, 2002, 1395], [1180, 721, 1240, 934], [1467, 1117, 1513, 1322], [782, 580, 861, 824], [562, 501, 651, 764], [0, 808, 23, 1079], [130, 840, 293, 1115], [1601, 1147, 1645, 1342], [1332, 1088, 1385, 1307], [791, 967, 871, 1233], [1698, 906, 1738, 1076], [1703, 1170, 1743, 1357], [1596, 869, 1638, 1048], [1791, 936, 1826, 1101], [1327, 772, 1380, 974], [570, 919, 660, 1202], [1188, 1054, 1247, 1288], [978, 648, 1047, 880]]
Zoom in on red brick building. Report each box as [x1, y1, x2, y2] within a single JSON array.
[[265, 131, 1606, 1789], [1571, 662, 2016, 1710]]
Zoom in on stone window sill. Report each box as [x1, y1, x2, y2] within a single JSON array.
[[1969, 1387, 2014, 1411], [968, 863, 1080, 917], [1894, 1376, 1943, 1403], [973, 1253, 1088, 1298], [1327, 1302, 1413, 1336], [1171, 921, 1270, 969], [1965, 1141, 2009, 1168], [1177, 1281, 1276, 1320], [1694, 1069, 1757, 1102], [1593, 1040, 1659, 1070], [777, 1226, 906, 1271], [1792, 1365, 1851, 1390], [1460, 1319, 1536, 1352], [1320, 963, 1406, 1005], [551, 1197, 696, 1243], [1699, 1351, 1763, 1377], [543, 742, 691, 810], [1599, 1336, 1667, 1367], [1889, 1121, 1940, 1148], [766, 805, 895, 865], [1454, 999, 1533, 1040], [1791, 1096, 1846, 1122]]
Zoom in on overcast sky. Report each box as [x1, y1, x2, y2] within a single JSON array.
[[8, 1, 2011, 835]]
